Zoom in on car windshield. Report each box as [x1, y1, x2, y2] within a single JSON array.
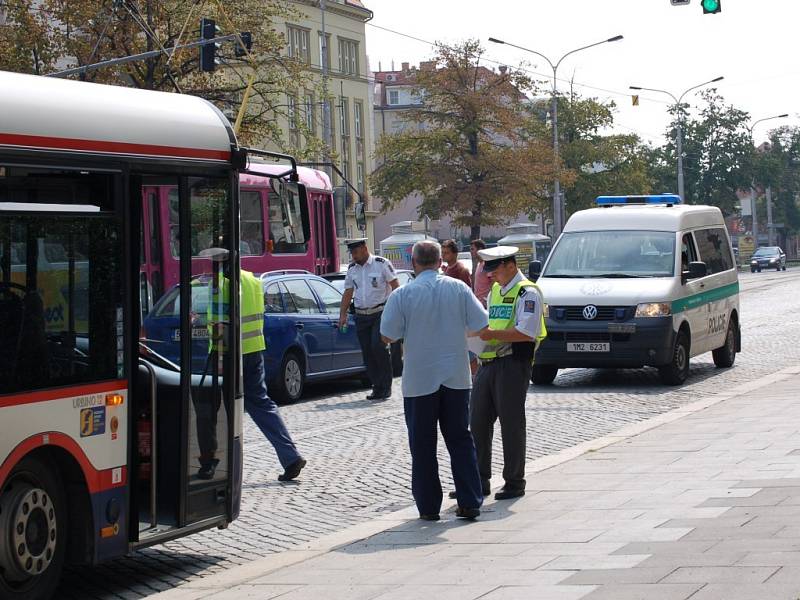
[[753, 247, 779, 257], [543, 230, 675, 278]]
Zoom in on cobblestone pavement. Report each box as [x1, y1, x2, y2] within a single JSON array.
[[58, 270, 800, 599]]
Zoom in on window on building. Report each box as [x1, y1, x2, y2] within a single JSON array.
[[303, 92, 315, 133], [339, 97, 350, 138], [356, 162, 365, 194], [287, 95, 298, 130], [354, 100, 363, 140], [287, 25, 310, 63], [318, 32, 330, 69], [388, 89, 399, 105], [338, 38, 358, 75]]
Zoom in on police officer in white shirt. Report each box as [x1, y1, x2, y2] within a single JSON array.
[[338, 239, 399, 400]]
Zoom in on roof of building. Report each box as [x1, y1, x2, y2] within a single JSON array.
[[0, 70, 234, 163], [564, 204, 726, 233]]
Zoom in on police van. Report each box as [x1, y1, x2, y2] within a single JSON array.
[[530, 195, 741, 386]]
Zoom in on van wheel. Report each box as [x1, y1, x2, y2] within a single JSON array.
[[659, 331, 690, 386], [531, 365, 558, 385], [272, 351, 304, 404], [0, 456, 67, 600], [712, 320, 737, 368]]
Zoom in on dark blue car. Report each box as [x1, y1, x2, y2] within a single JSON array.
[[142, 271, 365, 403]]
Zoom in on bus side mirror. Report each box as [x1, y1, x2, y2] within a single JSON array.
[[354, 201, 366, 232], [276, 180, 311, 241], [683, 261, 708, 282], [528, 260, 542, 282]]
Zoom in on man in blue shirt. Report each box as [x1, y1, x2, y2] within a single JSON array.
[[381, 241, 489, 521]]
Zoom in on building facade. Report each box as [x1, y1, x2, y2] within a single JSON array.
[[270, 0, 377, 259]]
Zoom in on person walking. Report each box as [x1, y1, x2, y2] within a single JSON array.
[[471, 246, 547, 500], [338, 238, 399, 400], [470, 239, 492, 308], [380, 241, 488, 521], [203, 250, 306, 482], [441, 239, 471, 287]]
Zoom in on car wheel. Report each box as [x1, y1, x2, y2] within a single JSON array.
[[659, 331, 690, 386], [531, 365, 558, 385], [0, 455, 67, 600], [712, 319, 737, 369], [273, 351, 304, 404]]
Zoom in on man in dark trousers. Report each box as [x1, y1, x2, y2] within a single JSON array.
[[381, 241, 488, 520], [471, 246, 547, 500], [338, 238, 399, 400]]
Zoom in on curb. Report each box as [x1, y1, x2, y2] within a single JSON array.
[[151, 365, 800, 599]]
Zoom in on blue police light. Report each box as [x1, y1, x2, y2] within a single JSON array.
[[595, 194, 682, 206]]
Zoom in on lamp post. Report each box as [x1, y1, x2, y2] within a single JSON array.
[[629, 77, 723, 202], [747, 114, 789, 246], [489, 34, 623, 238]]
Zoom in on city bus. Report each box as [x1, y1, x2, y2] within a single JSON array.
[[0, 70, 310, 599], [139, 163, 339, 316]]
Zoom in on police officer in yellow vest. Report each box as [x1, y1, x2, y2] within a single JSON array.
[[203, 250, 305, 482], [471, 246, 546, 500]]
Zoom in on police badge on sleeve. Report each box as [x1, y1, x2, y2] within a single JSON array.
[[524, 300, 536, 313]]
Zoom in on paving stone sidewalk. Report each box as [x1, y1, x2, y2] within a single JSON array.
[[154, 365, 800, 600]]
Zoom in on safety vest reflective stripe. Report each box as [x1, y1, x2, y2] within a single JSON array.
[[241, 313, 264, 324], [480, 277, 548, 361], [242, 329, 262, 340]]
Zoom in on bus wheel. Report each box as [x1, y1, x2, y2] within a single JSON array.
[[659, 331, 690, 386], [712, 319, 737, 368], [531, 365, 558, 385], [274, 351, 304, 404], [0, 456, 67, 600]]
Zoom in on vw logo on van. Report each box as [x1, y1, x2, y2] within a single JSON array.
[[582, 305, 598, 320]]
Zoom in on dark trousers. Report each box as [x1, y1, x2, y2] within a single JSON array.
[[404, 386, 483, 515], [355, 311, 393, 395], [243, 352, 301, 469], [470, 357, 532, 491]]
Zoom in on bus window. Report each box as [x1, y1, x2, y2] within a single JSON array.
[[240, 190, 265, 256], [0, 213, 122, 394], [268, 190, 308, 254]]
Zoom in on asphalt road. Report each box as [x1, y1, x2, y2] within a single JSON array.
[[58, 269, 800, 599]]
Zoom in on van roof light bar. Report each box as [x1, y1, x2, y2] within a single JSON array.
[[596, 194, 682, 206]]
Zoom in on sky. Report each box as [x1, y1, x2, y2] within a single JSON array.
[[364, 0, 800, 147]]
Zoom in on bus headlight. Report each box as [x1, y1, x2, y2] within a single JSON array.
[[635, 303, 671, 318]]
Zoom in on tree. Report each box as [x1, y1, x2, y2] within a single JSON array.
[[0, 0, 320, 152], [537, 92, 654, 213], [652, 90, 753, 214], [754, 127, 800, 237], [370, 40, 561, 240]]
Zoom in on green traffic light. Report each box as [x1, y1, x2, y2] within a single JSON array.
[[702, 0, 721, 13]]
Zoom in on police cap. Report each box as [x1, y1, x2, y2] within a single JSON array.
[[345, 238, 368, 251], [478, 245, 519, 272]]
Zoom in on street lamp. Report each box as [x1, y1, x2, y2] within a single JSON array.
[[629, 76, 724, 202], [747, 113, 789, 246], [489, 34, 624, 238]]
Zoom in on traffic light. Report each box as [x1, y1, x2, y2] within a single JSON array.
[[702, 0, 721, 13], [234, 32, 252, 57], [200, 18, 220, 72]]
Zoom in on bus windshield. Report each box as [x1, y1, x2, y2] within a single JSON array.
[[543, 230, 676, 278]]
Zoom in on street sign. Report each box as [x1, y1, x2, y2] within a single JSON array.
[[739, 235, 755, 261]]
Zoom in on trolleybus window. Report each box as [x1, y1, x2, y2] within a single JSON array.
[[240, 190, 265, 256], [268, 189, 308, 254]]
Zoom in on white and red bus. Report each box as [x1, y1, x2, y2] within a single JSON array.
[[0, 70, 311, 599], [139, 163, 340, 316]]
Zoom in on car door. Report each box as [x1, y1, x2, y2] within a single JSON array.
[[308, 278, 362, 370], [693, 227, 736, 353], [679, 232, 710, 356], [261, 281, 293, 382], [282, 278, 333, 373]]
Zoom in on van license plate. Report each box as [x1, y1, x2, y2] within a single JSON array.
[[567, 342, 610, 352]]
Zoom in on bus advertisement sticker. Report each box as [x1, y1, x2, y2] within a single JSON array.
[[80, 406, 106, 437]]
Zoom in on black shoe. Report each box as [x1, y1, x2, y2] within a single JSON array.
[[278, 458, 307, 481], [494, 486, 525, 500], [366, 391, 391, 400], [197, 459, 219, 480], [419, 513, 440, 521], [448, 482, 490, 499], [456, 506, 480, 520]]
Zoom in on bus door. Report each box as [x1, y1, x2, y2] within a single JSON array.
[[134, 174, 239, 544], [310, 191, 337, 274]]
